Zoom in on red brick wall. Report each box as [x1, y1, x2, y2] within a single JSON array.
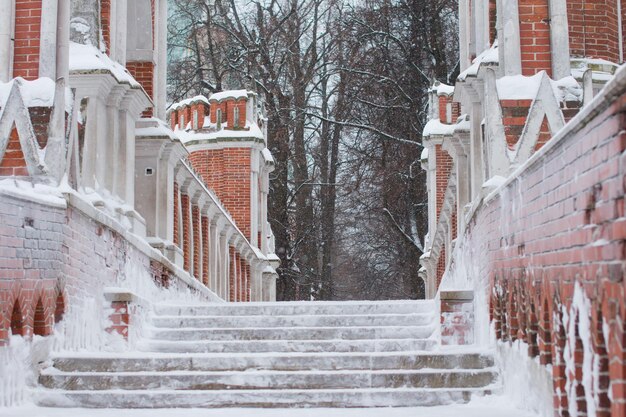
[[567, 0, 621, 63], [101, 0, 111, 54], [518, 0, 552, 76], [201, 216, 209, 286], [181, 193, 190, 271], [229, 246, 235, 302], [226, 99, 247, 129], [0, 189, 191, 346], [435, 145, 453, 220], [13, 0, 42, 80], [489, 0, 497, 45], [436, 245, 446, 289], [0, 127, 28, 176], [501, 99, 532, 148], [189, 148, 252, 238], [126, 61, 154, 117], [192, 205, 200, 279], [173, 183, 180, 246], [454, 78, 626, 416]]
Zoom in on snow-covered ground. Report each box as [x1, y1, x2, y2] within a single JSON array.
[[3, 397, 539, 417]]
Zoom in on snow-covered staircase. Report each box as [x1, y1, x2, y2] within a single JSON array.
[[35, 300, 498, 408]]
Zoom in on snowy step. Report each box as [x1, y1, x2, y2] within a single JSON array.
[[51, 352, 494, 373], [154, 300, 434, 317], [151, 313, 434, 328], [34, 387, 492, 408], [138, 338, 437, 353], [147, 325, 435, 342], [39, 369, 498, 391]]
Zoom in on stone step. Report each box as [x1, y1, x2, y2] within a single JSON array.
[[39, 368, 498, 391], [147, 325, 435, 342], [138, 338, 437, 353], [51, 352, 494, 373], [34, 387, 492, 408], [154, 301, 434, 317], [151, 313, 434, 328]]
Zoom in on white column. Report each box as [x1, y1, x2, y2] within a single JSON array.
[[250, 154, 260, 246], [470, 103, 484, 200], [82, 97, 101, 189], [0, 0, 13, 82], [38, 0, 57, 79], [150, 0, 167, 119], [499, 0, 522, 75], [459, 0, 471, 71], [549, 0, 571, 79], [115, 0, 128, 65]]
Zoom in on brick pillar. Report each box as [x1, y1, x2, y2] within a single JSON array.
[[173, 183, 180, 247], [229, 246, 236, 302], [518, 0, 552, 76], [13, 0, 43, 80], [126, 61, 154, 117], [440, 291, 474, 345], [107, 301, 131, 340], [192, 205, 201, 279], [236, 252, 242, 302], [101, 0, 111, 54], [181, 193, 190, 272], [435, 145, 453, 221], [567, 0, 621, 62], [201, 216, 209, 286], [245, 263, 251, 302]]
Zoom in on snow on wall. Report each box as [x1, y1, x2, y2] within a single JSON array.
[[437, 65, 626, 416], [0, 187, 210, 406]]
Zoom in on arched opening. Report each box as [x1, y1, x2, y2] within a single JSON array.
[[33, 298, 47, 336], [54, 292, 65, 323], [10, 300, 24, 336]]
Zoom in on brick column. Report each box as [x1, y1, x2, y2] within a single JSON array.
[[192, 205, 201, 279], [518, 0, 552, 76], [13, 0, 43, 80], [229, 246, 236, 302], [126, 61, 154, 117], [440, 290, 474, 345], [201, 216, 209, 286], [173, 183, 180, 247], [181, 193, 190, 272]]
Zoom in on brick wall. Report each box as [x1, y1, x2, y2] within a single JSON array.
[[0, 190, 207, 346], [449, 72, 626, 416], [13, 0, 42, 80], [101, 0, 111, 54], [567, 0, 621, 63], [0, 128, 28, 176], [435, 145, 453, 219], [189, 148, 252, 238], [126, 61, 153, 117], [518, 0, 552, 76]]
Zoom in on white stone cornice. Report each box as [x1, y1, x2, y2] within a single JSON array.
[[69, 73, 116, 100], [107, 85, 127, 107]]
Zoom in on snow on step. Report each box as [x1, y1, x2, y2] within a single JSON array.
[[147, 325, 435, 341], [39, 369, 497, 391], [138, 338, 437, 353], [35, 300, 499, 409], [34, 388, 492, 408], [51, 352, 494, 372], [151, 313, 434, 328], [154, 300, 434, 316]]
